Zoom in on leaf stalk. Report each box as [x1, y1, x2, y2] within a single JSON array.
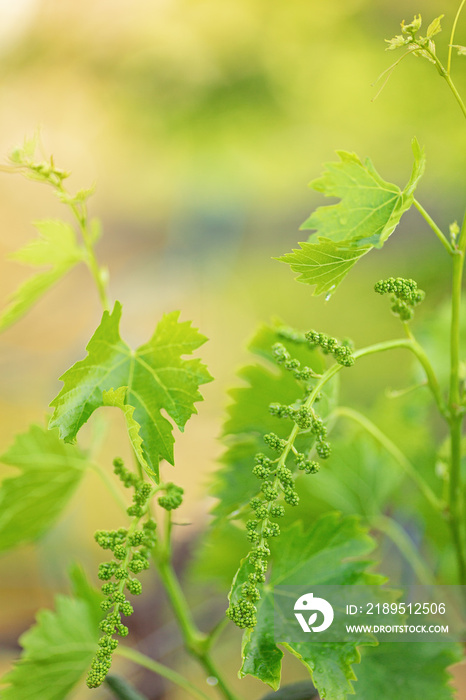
[[413, 199, 454, 254], [448, 0, 466, 75], [114, 645, 212, 700]]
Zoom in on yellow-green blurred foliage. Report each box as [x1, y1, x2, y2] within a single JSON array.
[[0, 0, 465, 697]]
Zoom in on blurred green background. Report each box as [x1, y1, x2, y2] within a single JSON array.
[[0, 0, 465, 697]]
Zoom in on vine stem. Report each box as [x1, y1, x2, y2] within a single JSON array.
[[114, 645, 212, 700], [409, 16, 466, 585], [425, 48, 466, 120], [448, 0, 466, 75], [307, 338, 445, 418], [356, 339, 447, 416], [152, 521, 243, 700], [448, 210, 466, 584], [57, 184, 111, 311], [443, 72, 466, 120], [413, 199, 454, 254], [333, 406, 444, 512]]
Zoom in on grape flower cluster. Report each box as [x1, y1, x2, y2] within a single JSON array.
[[227, 329, 354, 629], [374, 277, 425, 321], [86, 458, 157, 688], [305, 330, 355, 367]]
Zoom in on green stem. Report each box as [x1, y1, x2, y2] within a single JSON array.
[[448, 215, 466, 584], [443, 71, 466, 121], [334, 406, 444, 512], [67, 197, 110, 311], [413, 199, 454, 254], [310, 339, 445, 418], [155, 555, 205, 652], [358, 339, 447, 417], [373, 514, 437, 586], [154, 553, 242, 700], [448, 0, 466, 75], [50, 178, 111, 310], [449, 416, 466, 584], [114, 646, 212, 700], [450, 249, 465, 404], [105, 674, 149, 700], [197, 655, 242, 700], [426, 49, 466, 121]]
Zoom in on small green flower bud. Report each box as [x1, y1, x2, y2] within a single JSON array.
[[120, 602, 134, 616], [252, 463, 270, 479], [261, 481, 279, 501], [272, 343, 290, 365], [114, 568, 128, 580], [241, 582, 261, 602], [304, 460, 320, 474], [113, 544, 126, 560], [254, 544, 271, 558], [226, 600, 257, 629], [249, 497, 262, 511], [128, 531, 146, 547], [263, 523, 280, 538], [270, 504, 285, 518], [277, 465, 294, 487], [263, 433, 287, 452], [316, 440, 331, 459], [126, 578, 142, 595], [269, 402, 290, 418], [127, 505, 143, 517], [247, 530, 259, 542], [284, 358, 300, 372], [284, 489, 299, 506], [305, 330, 320, 345]]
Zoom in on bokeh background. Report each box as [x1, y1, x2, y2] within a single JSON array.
[[0, 0, 465, 698]]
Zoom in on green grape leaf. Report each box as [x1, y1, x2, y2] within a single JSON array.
[[49, 302, 212, 481], [277, 139, 425, 295], [102, 387, 150, 473], [0, 424, 88, 552], [303, 431, 404, 518], [0, 220, 84, 332], [300, 139, 425, 248], [276, 238, 371, 296], [190, 519, 251, 589], [232, 514, 381, 698], [258, 680, 318, 700], [211, 323, 333, 522], [355, 640, 462, 700], [68, 563, 104, 627], [426, 15, 444, 39], [0, 570, 101, 700]]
